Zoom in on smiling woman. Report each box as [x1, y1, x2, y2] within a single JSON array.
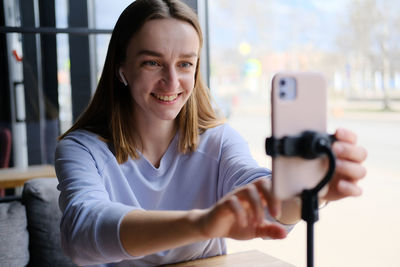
[[120, 19, 200, 130], [54, 0, 367, 266], [58, 0, 222, 164]]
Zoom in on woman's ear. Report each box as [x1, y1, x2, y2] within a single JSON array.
[[118, 68, 128, 86]]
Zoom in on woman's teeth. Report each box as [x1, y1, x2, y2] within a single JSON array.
[[153, 93, 178, 102]]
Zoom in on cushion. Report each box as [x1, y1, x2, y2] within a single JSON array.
[[0, 200, 30, 266], [22, 178, 76, 267]]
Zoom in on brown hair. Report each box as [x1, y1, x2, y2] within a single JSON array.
[[59, 0, 224, 163]]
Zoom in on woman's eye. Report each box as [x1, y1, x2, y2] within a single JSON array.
[[179, 62, 193, 68], [143, 60, 159, 67]]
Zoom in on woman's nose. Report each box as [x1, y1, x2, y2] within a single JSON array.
[[160, 66, 179, 90]]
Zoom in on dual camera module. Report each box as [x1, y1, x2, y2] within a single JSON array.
[[278, 77, 297, 101]]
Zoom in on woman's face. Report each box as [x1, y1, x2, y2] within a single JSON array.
[[120, 18, 200, 124]]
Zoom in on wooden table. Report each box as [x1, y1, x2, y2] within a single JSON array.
[[165, 250, 296, 267], [0, 164, 56, 189]]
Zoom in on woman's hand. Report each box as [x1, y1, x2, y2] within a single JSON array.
[[323, 128, 368, 201], [197, 128, 367, 241], [198, 178, 287, 241]]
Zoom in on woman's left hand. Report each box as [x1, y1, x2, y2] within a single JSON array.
[[323, 128, 368, 201]]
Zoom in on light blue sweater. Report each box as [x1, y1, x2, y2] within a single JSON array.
[[55, 124, 282, 266]]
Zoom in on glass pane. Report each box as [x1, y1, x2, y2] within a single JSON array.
[[55, 0, 68, 28], [55, 0, 71, 133], [3, 0, 21, 27], [93, 0, 133, 29], [93, 0, 132, 82], [56, 34, 72, 133], [55, 0, 133, 132], [209, 1, 400, 266]]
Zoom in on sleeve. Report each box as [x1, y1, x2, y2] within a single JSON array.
[[217, 124, 271, 196], [55, 136, 138, 265], [217, 125, 295, 232]]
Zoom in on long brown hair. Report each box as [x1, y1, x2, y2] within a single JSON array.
[[59, 0, 224, 163]]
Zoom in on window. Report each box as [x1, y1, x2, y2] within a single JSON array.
[[209, 1, 400, 266], [0, 0, 200, 167], [0, 0, 128, 166]]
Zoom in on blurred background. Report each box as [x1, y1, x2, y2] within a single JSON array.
[[208, 1, 400, 267], [1, 0, 399, 266]]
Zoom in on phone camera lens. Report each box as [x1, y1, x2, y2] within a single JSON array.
[[279, 91, 286, 98], [280, 79, 286, 86]]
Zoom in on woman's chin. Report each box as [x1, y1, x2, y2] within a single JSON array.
[[156, 112, 180, 122]]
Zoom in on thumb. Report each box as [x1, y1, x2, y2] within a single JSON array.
[[267, 194, 282, 220]]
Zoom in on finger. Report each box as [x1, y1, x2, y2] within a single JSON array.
[[255, 179, 281, 219], [332, 142, 368, 163], [256, 222, 287, 239], [337, 179, 362, 197], [336, 159, 367, 181], [253, 178, 270, 207], [239, 184, 265, 224], [335, 128, 357, 144], [225, 195, 248, 227]]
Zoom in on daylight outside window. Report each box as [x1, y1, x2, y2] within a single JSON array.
[[208, 1, 400, 267]]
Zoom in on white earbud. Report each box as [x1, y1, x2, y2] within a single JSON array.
[[119, 68, 128, 86]]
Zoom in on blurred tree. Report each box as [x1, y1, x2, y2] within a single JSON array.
[[337, 0, 400, 110]]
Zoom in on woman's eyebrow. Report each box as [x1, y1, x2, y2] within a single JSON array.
[[136, 49, 163, 57], [136, 49, 198, 58], [180, 52, 198, 59]]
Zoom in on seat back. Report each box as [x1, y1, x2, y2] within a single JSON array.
[[22, 178, 76, 267]]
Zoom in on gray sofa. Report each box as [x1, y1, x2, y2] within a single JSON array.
[[0, 178, 76, 266]]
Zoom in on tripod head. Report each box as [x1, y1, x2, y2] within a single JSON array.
[[266, 130, 337, 267]]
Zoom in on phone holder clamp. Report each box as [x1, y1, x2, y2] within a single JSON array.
[[266, 130, 337, 267]]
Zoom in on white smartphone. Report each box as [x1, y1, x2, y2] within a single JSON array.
[[270, 71, 329, 200]]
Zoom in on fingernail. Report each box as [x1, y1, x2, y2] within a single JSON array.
[[274, 207, 281, 220]]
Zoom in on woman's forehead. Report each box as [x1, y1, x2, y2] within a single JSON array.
[[126, 18, 200, 56]]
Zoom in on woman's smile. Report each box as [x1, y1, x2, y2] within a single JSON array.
[[151, 92, 181, 103], [121, 18, 199, 122]]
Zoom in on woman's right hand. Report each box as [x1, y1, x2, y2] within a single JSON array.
[[120, 177, 287, 257], [198, 177, 287, 240]]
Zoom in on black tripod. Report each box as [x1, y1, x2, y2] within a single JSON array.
[[266, 131, 336, 267]]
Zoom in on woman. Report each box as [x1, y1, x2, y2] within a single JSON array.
[[55, 0, 367, 266]]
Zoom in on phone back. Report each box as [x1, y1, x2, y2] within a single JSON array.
[[271, 71, 328, 200]]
